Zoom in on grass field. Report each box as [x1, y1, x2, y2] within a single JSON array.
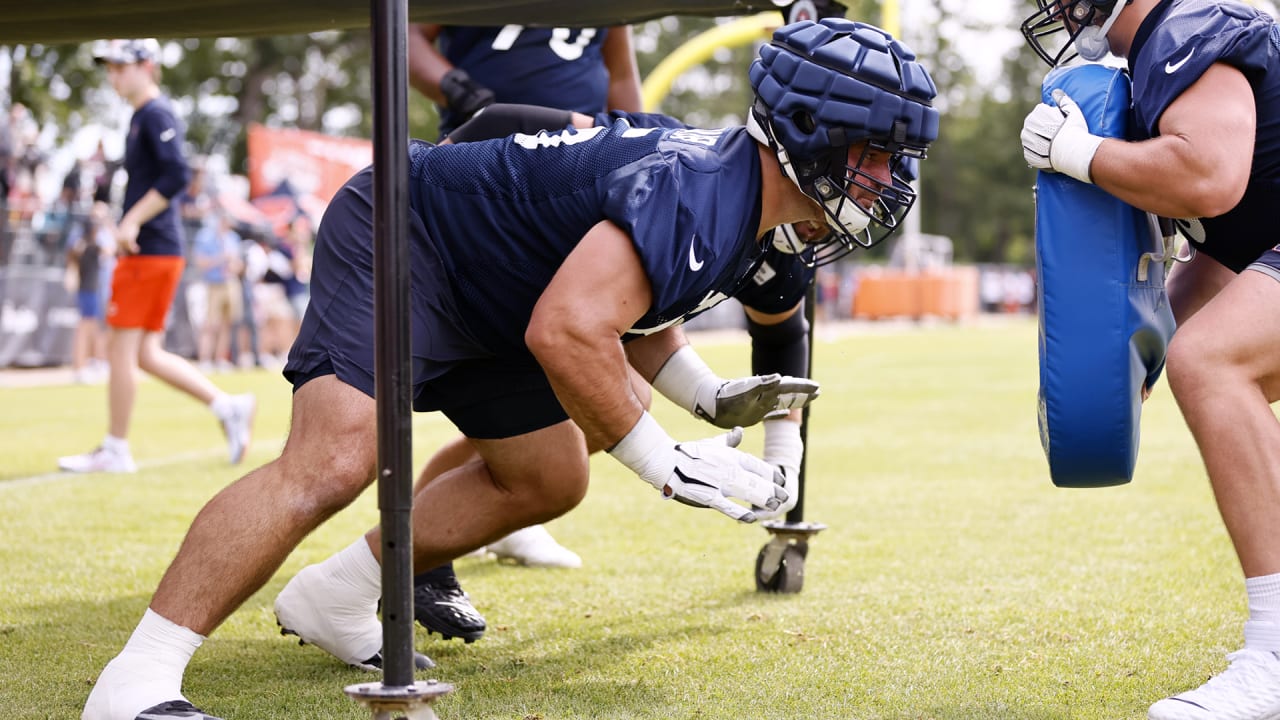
[[0, 317, 1244, 720]]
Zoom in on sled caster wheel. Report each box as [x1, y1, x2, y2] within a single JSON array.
[[754, 521, 824, 594], [755, 542, 807, 593]]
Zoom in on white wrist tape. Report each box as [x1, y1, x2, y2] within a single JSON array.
[[651, 345, 720, 416], [763, 417, 803, 473], [607, 411, 675, 491], [1054, 131, 1104, 185]]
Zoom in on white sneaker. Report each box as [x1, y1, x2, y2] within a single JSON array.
[[216, 393, 255, 465], [486, 525, 582, 569], [58, 446, 137, 473], [1149, 649, 1280, 720], [274, 564, 432, 671]]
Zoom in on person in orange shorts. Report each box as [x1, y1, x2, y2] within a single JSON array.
[[58, 39, 255, 474]]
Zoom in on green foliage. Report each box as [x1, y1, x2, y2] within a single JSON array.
[[1, 5, 1049, 265], [0, 320, 1243, 719]]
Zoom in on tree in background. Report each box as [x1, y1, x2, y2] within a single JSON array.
[[0, 1, 1058, 265]]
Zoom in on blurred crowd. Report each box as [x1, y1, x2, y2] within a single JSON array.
[[0, 102, 314, 379]]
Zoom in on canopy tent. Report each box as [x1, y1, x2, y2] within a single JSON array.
[[0, 0, 781, 43]]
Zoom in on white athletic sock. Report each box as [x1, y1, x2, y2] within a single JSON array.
[[208, 393, 233, 418], [84, 609, 204, 720], [102, 435, 129, 455], [1245, 573, 1280, 651], [323, 537, 383, 602]]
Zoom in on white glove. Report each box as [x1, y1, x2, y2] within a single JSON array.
[[754, 416, 803, 521], [652, 345, 820, 429], [1020, 89, 1104, 184], [608, 411, 789, 523]]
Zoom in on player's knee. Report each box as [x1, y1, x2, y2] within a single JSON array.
[[502, 456, 589, 521], [276, 436, 377, 518], [1165, 329, 1220, 401]]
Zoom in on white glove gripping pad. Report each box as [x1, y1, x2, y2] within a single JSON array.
[[1021, 89, 1104, 184], [608, 411, 788, 523], [652, 346, 820, 429], [754, 417, 803, 521]]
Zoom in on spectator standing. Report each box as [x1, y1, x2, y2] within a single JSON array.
[[229, 229, 265, 369], [58, 39, 254, 474], [256, 230, 300, 364], [191, 210, 243, 371], [177, 156, 212, 254], [65, 202, 114, 384]]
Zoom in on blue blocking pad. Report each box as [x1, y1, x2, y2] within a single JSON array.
[[1034, 64, 1177, 488]]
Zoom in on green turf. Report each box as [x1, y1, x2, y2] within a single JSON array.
[[0, 318, 1243, 719]]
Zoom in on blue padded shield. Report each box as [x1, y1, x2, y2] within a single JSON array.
[[1035, 64, 1176, 488]]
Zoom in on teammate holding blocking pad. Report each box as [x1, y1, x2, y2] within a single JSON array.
[[1021, 1, 1280, 717], [82, 19, 937, 719]]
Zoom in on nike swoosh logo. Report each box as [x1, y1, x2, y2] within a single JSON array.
[[1165, 48, 1195, 74], [687, 236, 704, 271]]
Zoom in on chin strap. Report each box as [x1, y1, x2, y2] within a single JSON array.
[[747, 104, 803, 191], [1075, 0, 1127, 61], [747, 103, 871, 244]]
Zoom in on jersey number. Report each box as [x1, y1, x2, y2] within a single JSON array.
[[490, 25, 598, 61]]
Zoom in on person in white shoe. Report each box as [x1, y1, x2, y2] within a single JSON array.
[[1021, 1, 1280, 717], [400, 21, 644, 636], [58, 39, 255, 477], [81, 20, 937, 719]]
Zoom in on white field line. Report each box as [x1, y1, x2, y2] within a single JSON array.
[[0, 437, 285, 489]]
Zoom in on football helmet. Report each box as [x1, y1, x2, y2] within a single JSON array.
[[1021, 0, 1132, 67], [748, 18, 939, 266]]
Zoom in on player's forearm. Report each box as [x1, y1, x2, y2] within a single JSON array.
[[624, 326, 689, 383], [528, 320, 644, 451], [1091, 136, 1246, 219], [120, 189, 170, 229], [406, 24, 450, 105]]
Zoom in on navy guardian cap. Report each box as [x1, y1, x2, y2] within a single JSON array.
[[748, 18, 939, 265]]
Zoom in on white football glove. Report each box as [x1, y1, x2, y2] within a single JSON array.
[[608, 411, 788, 523], [653, 345, 820, 429], [754, 416, 803, 522], [1020, 89, 1104, 184]]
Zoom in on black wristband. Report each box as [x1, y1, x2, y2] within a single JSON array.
[[439, 68, 496, 121]]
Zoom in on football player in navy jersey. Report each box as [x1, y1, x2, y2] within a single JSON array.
[[405, 103, 824, 644], [82, 19, 937, 720], [408, 24, 643, 137], [1021, 1, 1280, 717], [401, 20, 645, 643]]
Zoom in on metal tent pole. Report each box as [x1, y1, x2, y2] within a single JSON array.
[[755, 282, 826, 594], [346, 0, 453, 715]]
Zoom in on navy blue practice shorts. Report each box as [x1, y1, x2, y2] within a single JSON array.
[[1248, 247, 1280, 285], [283, 165, 570, 440]]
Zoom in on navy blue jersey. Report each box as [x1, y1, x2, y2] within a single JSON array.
[[123, 96, 190, 257], [1128, 0, 1280, 271], [438, 26, 610, 136], [734, 246, 814, 314], [592, 110, 815, 312], [407, 118, 765, 359]]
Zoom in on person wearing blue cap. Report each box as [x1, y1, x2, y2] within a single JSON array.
[[59, 39, 255, 477]]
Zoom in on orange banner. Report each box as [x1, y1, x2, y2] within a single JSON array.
[[246, 124, 372, 202]]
